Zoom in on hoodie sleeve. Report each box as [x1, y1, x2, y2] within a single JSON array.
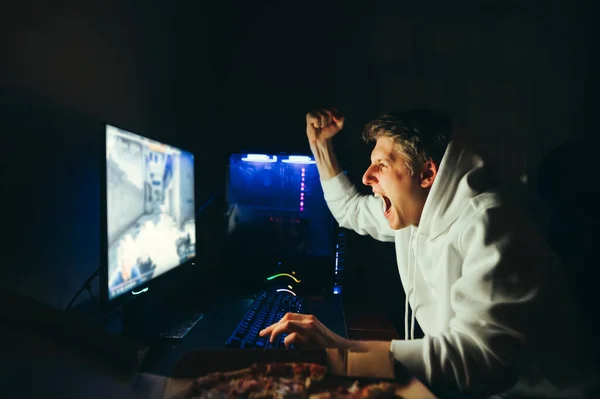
[[321, 172, 395, 242], [390, 204, 550, 395]]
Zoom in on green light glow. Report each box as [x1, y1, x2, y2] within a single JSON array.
[[266, 273, 301, 283]]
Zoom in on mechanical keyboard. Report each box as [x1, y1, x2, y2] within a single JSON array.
[[225, 290, 305, 348]]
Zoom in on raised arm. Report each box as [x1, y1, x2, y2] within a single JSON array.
[[307, 109, 394, 242]]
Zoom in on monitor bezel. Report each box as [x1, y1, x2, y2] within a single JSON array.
[[100, 123, 197, 306]]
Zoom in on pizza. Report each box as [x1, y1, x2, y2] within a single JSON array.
[[309, 381, 407, 399], [176, 362, 407, 399], [176, 362, 326, 399]]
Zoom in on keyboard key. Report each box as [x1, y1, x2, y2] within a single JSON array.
[[225, 290, 305, 349]]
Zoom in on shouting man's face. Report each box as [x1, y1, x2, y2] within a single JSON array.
[[362, 136, 437, 230]]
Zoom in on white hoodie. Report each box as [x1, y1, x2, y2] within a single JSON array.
[[321, 141, 597, 397]]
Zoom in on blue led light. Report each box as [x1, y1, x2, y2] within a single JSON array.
[[282, 155, 316, 164], [241, 154, 278, 163]]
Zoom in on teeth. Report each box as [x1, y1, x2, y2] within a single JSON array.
[[374, 193, 389, 213]]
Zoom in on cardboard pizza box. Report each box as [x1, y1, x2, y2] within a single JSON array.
[[132, 348, 436, 399]]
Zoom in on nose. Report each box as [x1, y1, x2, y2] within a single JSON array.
[[362, 164, 378, 186]]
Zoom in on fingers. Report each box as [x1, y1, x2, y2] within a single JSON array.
[[331, 109, 345, 129], [267, 319, 310, 343], [259, 313, 319, 343], [259, 323, 276, 337], [306, 111, 326, 128], [316, 109, 333, 128], [259, 312, 305, 337], [284, 332, 308, 348], [259, 313, 344, 349], [306, 108, 338, 128]]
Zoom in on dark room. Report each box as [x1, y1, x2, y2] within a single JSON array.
[[1, 0, 598, 398]]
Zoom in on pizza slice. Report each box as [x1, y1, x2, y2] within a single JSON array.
[[309, 381, 407, 399], [178, 362, 327, 399], [177, 362, 407, 399]]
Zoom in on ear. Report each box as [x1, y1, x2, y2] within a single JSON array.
[[420, 160, 438, 188]]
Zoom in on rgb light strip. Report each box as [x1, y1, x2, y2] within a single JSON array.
[[266, 273, 301, 283], [276, 288, 297, 296], [300, 168, 305, 212]]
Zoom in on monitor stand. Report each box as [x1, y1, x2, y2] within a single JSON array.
[[122, 293, 149, 340]]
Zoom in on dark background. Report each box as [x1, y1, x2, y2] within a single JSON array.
[[0, 0, 596, 326]]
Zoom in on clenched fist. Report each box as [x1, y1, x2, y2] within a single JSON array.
[[306, 108, 345, 145]]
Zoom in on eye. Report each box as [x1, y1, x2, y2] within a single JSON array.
[[378, 163, 387, 169]]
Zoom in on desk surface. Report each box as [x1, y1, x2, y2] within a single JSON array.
[[140, 294, 348, 376], [2, 289, 437, 399]]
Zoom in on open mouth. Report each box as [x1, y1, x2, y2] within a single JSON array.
[[375, 193, 392, 216]]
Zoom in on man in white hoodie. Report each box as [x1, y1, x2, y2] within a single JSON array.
[[260, 108, 597, 397]]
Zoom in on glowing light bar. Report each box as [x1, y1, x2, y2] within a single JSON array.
[[266, 273, 301, 283], [241, 154, 278, 163], [299, 165, 306, 211], [276, 288, 297, 296], [282, 155, 316, 164]]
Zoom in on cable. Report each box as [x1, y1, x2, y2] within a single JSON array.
[[65, 267, 100, 312], [196, 195, 217, 217]]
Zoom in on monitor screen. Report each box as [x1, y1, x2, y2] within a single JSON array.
[[105, 125, 196, 300], [225, 154, 334, 272]]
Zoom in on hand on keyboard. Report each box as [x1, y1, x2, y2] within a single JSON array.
[[259, 312, 350, 349], [225, 291, 305, 349]]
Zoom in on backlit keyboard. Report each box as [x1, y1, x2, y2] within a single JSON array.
[[225, 291, 305, 349]]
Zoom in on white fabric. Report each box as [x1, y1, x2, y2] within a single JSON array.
[[321, 141, 597, 398]]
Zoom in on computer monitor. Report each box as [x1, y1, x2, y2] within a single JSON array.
[[101, 124, 196, 302], [224, 153, 342, 294]]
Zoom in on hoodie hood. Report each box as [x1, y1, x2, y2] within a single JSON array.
[[417, 141, 498, 240], [404, 141, 500, 340]]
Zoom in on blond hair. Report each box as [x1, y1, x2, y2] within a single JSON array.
[[362, 109, 452, 175]]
